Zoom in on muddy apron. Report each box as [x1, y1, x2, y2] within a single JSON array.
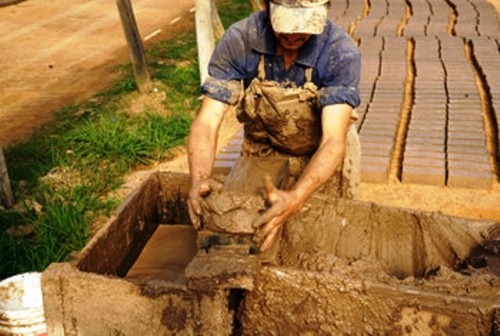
[[237, 56, 360, 199]]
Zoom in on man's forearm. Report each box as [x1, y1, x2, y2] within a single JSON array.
[[291, 137, 346, 204], [188, 121, 217, 184], [188, 96, 227, 185], [290, 104, 352, 205]]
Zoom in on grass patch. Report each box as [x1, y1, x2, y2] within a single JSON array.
[[0, 0, 252, 280]]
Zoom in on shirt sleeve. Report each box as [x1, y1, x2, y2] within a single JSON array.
[[201, 25, 248, 105], [318, 47, 361, 109]]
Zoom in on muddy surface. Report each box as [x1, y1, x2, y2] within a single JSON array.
[[127, 225, 197, 283]]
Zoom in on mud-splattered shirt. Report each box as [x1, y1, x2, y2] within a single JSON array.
[[202, 10, 361, 109]]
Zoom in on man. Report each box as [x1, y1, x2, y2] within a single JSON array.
[[188, 0, 361, 252]]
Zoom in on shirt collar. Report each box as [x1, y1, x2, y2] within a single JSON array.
[[251, 11, 329, 68]]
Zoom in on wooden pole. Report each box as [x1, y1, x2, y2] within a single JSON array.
[[250, 0, 262, 12], [211, 0, 225, 40], [116, 0, 153, 93], [0, 147, 14, 209], [195, 0, 216, 84]]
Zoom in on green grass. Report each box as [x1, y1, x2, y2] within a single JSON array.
[[0, 0, 252, 280]]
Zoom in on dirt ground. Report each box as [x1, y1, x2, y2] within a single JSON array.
[[1, 0, 499, 222]]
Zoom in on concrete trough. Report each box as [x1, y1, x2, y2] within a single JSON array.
[[42, 171, 500, 335]]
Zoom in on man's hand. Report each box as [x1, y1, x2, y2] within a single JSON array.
[[188, 178, 223, 229], [253, 176, 304, 252]]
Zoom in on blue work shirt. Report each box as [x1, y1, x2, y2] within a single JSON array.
[[202, 10, 361, 109]]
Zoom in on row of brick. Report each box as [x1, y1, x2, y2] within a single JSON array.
[[341, 0, 500, 38]]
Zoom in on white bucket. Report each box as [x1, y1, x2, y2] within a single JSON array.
[[0, 273, 47, 336]]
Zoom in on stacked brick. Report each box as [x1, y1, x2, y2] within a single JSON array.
[[425, 0, 453, 37], [472, 37, 500, 165], [356, 37, 383, 127], [404, 0, 434, 37], [213, 128, 243, 175], [474, 2, 500, 37], [453, 0, 479, 38], [442, 38, 493, 188], [374, 0, 405, 36], [354, 0, 386, 37], [402, 37, 447, 186], [358, 37, 407, 182], [331, 0, 365, 32]]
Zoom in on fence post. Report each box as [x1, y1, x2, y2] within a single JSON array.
[[195, 0, 216, 84], [116, 0, 153, 93], [250, 0, 262, 12], [211, 0, 225, 40], [0, 147, 14, 209]]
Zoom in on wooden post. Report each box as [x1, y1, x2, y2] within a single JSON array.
[[195, 0, 216, 84], [250, 0, 262, 12], [211, 0, 225, 40], [116, 0, 153, 93], [0, 147, 14, 209]]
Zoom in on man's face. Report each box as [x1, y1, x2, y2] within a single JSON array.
[[274, 32, 312, 51]]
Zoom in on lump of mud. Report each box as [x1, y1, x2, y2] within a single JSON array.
[[199, 191, 266, 234]]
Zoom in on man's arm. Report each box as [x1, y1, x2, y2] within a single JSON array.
[[254, 103, 353, 251], [187, 96, 228, 228]]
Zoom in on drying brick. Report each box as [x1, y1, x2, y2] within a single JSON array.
[[402, 165, 446, 186], [447, 152, 490, 163], [403, 156, 445, 168], [212, 160, 235, 175], [361, 164, 389, 183], [447, 169, 493, 189]]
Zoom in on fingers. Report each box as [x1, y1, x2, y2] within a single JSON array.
[[252, 206, 280, 229], [187, 199, 201, 230], [263, 175, 278, 204], [259, 225, 281, 252], [188, 178, 221, 230]]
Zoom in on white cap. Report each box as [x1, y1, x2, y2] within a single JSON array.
[[269, 0, 329, 35]]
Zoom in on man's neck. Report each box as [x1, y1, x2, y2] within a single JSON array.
[[276, 46, 299, 71]]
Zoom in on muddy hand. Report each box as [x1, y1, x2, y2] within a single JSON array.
[[188, 178, 223, 230], [253, 175, 301, 252]]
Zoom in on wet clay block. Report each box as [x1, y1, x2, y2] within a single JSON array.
[[185, 250, 259, 290], [199, 157, 290, 235]]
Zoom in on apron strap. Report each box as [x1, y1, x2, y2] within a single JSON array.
[[305, 68, 313, 83], [257, 55, 266, 81]]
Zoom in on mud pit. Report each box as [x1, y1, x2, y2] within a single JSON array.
[[41, 171, 499, 335]]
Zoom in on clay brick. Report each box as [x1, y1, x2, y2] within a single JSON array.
[[215, 152, 241, 161], [361, 164, 389, 183], [447, 145, 488, 156], [220, 145, 243, 153], [447, 137, 486, 148], [409, 124, 446, 132], [360, 134, 395, 143], [402, 165, 446, 186], [362, 155, 391, 166], [447, 160, 491, 171], [229, 137, 244, 145], [403, 156, 445, 168], [447, 152, 490, 163], [405, 144, 444, 153], [405, 137, 445, 146], [212, 160, 235, 175], [447, 169, 493, 189], [361, 128, 396, 136], [445, 131, 486, 141], [404, 150, 445, 160], [406, 130, 444, 139]]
